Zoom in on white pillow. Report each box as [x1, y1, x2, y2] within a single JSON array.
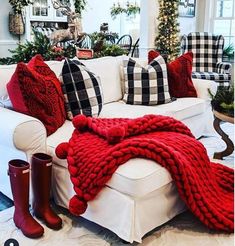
[[78, 56, 123, 104]]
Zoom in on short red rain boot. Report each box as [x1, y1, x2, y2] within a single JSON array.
[[8, 159, 44, 238], [31, 153, 62, 230]]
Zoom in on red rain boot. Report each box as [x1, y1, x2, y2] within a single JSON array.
[[31, 153, 62, 230], [8, 159, 44, 238]]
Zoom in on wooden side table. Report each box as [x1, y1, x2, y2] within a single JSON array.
[[213, 110, 234, 159]]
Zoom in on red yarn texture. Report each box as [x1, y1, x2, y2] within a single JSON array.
[[56, 114, 234, 232], [148, 50, 197, 98], [7, 55, 66, 136]]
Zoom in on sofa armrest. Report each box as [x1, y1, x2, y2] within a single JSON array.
[[216, 62, 232, 74], [192, 79, 218, 101], [0, 108, 47, 159]]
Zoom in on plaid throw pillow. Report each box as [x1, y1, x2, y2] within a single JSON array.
[[60, 59, 103, 119], [123, 56, 171, 105]]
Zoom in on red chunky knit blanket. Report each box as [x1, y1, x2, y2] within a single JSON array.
[[56, 114, 234, 232]]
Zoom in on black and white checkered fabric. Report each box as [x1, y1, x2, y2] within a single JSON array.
[[181, 32, 232, 85], [192, 72, 230, 88], [123, 56, 172, 105], [216, 62, 232, 74], [181, 32, 224, 72], [60, 59, 103, 119]]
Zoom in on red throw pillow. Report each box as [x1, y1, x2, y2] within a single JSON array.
[[148, 50, 160, 64], [148, 50, 197, 98], [7, 55, 66, 136]]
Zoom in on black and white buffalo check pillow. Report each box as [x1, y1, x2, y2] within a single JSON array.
[[123, 56, 172, 105], [60, 58, 103, 119]]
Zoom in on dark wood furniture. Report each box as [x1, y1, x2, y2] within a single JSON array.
[[213, 110, 234, 159], [116, 34, 133, 55]]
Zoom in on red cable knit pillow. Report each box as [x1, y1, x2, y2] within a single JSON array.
[[148, 50, 197, 98], [7, 55, 66, 136]]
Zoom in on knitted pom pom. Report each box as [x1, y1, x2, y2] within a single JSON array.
[[69, 195, 88, 216], [107, 126, 125, 143], [72, 114, 88, 130], [55, 142, 69, 159]]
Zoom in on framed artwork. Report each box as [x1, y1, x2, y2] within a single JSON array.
[[179, 0, 196, 17]]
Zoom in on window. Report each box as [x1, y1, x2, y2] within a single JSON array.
[[32, 0, 49, 17], [212, 0, 234, 47]]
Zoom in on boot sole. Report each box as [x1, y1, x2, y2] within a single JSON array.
[[14, 220, 44, 238], [34, 213, 62, 230]]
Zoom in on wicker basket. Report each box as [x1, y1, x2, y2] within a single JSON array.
[[9, 12, 25, 35]]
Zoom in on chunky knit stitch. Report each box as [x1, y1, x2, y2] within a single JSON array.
[[56, 114, 234, 232]]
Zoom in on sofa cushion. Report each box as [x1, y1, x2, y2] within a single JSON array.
[[7, 55, 66, 136], [47, 121, 172, 197], [0, 99, 12, 109], [60, 58, 103, 119], [122, 56, 172, 105], [0, 64, 17, 102], [80, 56, 123, 104], [99, 98, 205, 121], [45, 60, 64, 77], [148, 50, 197, 98], [47, 96, 206, 197]]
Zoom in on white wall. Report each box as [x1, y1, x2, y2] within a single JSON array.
[[0, 2, 20, 57], [179, 17, 196, 35], [82, 0, 140, 42], [139, 0, 158, 57], [82, 0, 120, 34], [179, 0, 210, 35]]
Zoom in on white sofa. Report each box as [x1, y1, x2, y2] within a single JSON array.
[[0, 56, 217, 243]]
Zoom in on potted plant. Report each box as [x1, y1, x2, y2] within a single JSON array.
[[110, 3, 126, 19], [126, 2, 140, 17], [110, 1, 140, 20], [209, 86, 234, 118], [9, 0, 32, 35], [223, 44, 234, 62]]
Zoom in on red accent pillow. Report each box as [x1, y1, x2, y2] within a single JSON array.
[[7, 55, 66, 136], [148, 50, 160, 64], [148, 50, 197, 98]]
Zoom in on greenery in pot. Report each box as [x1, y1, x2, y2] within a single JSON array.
[[126, 2, 140, 17], [223, 44, 234, 59], [9, 0, 33, 14], [209, 86, 234, 117], [110, 3, 126, 19], [110, 1, 140, 19]]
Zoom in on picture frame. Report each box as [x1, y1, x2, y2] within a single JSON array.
[[179, 0, 196, 17]]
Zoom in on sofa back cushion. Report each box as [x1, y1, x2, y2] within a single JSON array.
[[81, 56, 122, 104], [0, 64, 17, 107], [7, 55, 66, 136], [45, 60, 64, 77]]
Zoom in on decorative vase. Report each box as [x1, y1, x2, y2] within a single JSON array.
[[9, 12, 25, 35]]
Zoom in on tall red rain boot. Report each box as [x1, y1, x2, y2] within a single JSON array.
[[8, 159, 44, 238], [31, 153, 62, 230]]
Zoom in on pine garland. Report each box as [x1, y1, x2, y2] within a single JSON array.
[[155, 0, 180, 61], [0, 31, 76, 65]]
